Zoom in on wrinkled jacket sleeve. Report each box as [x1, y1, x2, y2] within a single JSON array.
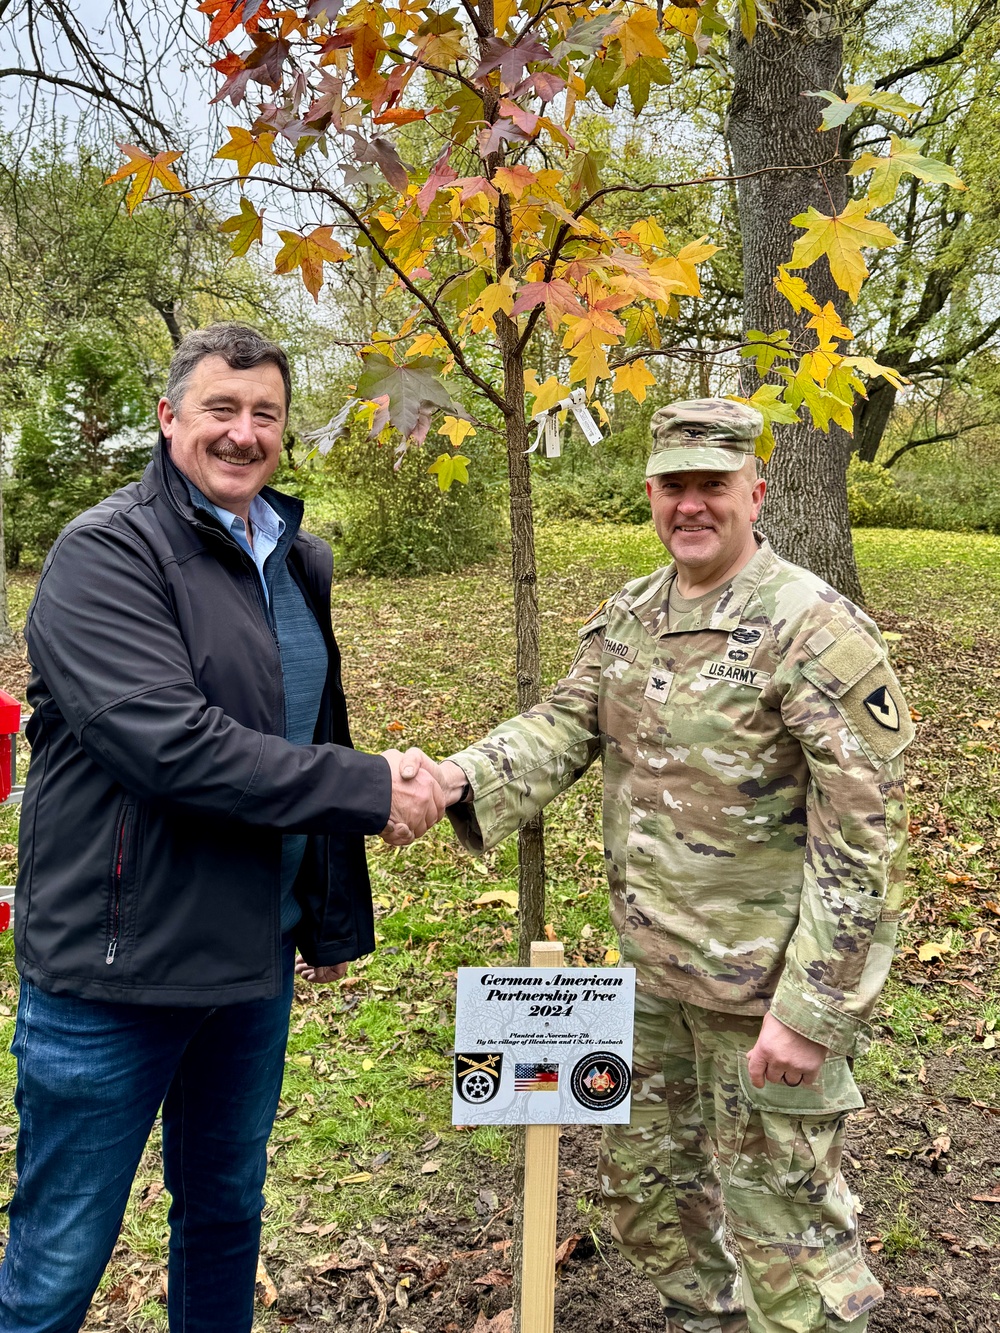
[[446, 629, 604, 853], [767, 622, 912, 1055], [27, 523, 391, 835]]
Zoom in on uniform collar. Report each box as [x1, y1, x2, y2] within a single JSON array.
[[628, 537, 775, 637]]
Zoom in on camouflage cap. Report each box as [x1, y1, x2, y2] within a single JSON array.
[[646, 398, 763, 477]]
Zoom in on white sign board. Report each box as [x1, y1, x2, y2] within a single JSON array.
[[452, 966, 636, 1125]]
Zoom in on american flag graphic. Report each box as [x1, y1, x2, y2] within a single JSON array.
[[514, 1062, 559, 1092]]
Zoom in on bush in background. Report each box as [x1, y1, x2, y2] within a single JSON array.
[[280, 427, 504, 577], [846, 458, 931, 528]]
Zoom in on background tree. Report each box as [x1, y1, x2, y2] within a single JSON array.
[[118, 0, 962, 956]]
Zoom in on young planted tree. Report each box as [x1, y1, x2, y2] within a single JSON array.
[[110, 0, 962, 952]]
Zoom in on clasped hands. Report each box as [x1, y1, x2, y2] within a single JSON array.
[[379, 747, 467, 847]]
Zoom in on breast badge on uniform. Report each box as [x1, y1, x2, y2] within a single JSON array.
[[863, 685, 900, 731], [644, 669, 674, 703], [454, 1053, 503, 1104], [728, 625, 764, 647]]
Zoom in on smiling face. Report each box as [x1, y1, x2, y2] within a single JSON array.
[[157, 354, 287, 521], [646, 462, 766, 592]]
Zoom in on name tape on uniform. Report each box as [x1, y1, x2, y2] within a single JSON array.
[[604, 638, 638, 664], [700, 660, 772, 689]]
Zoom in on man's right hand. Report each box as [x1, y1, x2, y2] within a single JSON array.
[[380, 747, 447, 846]]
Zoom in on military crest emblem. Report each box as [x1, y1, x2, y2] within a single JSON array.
[[454, 1053, 503, 1104], [863, 684, 900, 731], [569, 1052, 631, 1111]]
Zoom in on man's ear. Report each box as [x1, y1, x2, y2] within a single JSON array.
[[157, 397, 175, 440], [750, 476, 767, 519], [645, 479, 654, 501]]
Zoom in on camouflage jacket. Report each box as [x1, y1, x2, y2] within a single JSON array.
[[448, 540, 913, 1056]]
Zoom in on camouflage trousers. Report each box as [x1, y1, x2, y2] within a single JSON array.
[[599, 993, 882, 1333]]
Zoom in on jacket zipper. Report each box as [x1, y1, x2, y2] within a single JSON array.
[[106, 809, 127, 965]]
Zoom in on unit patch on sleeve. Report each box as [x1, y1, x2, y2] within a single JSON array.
[[863, 684, 900, 731]]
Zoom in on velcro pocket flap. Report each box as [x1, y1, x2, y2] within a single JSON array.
[[737, 1055, 865, 1117], [801, 625, 882, 698]]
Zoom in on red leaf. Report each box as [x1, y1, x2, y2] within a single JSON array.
[[416, 146, 457, 216], [510, 279, 585, 331], [473, 35, 553, 88]]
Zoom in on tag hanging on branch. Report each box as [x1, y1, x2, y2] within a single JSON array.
[[527, 388, 603, 457]]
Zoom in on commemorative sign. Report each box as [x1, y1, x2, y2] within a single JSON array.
[[452, 966, 636, 1125]]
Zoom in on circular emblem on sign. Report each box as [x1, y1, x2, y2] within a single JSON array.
[[570, 1052, 631, 1111]]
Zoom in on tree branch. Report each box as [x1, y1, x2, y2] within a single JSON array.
[[252, 176, 507, 412], [873, 0, 995, 89], [883, 421, 987, 468], [0, 66, 173, 143]]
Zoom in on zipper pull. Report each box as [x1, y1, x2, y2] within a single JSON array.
[[106, 938, 118, 965]]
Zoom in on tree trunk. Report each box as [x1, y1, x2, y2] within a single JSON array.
[[853, 375, 899, 463], [496, 307, 546, 962], [728, 0, 865, 604]]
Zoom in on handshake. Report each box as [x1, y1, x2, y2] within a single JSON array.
[[379, 747, 469, 846]]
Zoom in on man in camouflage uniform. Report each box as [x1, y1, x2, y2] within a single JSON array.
[[431, 399, 913, 1333]]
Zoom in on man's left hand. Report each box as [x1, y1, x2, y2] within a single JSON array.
[[746, 1012, 828, 1088], [294, 956, 349, 984]]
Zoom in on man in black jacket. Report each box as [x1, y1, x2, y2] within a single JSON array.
[[0, 324, 443, 1333]]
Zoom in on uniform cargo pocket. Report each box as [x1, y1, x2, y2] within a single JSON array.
[[729, 1057, 864, 1207], [817, 1256, 883, 1322]]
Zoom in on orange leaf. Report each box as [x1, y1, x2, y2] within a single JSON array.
[[199, 0, 273, 44], [105, 143, 185, 215], [275, 226, 350, 300], [373, 108, 428, 125]]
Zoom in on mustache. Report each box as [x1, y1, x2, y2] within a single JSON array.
[[212, 444, 265, 463]]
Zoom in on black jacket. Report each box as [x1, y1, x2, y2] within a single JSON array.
[[15, 441, 392, 1005]]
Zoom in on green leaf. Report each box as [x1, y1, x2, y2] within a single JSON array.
[[356, 354, 464, 441], [585, 46, 623, 110], [806, 83, 921, 131], [739, 328, 795, 375], [622, 55, 672, 115], [849, 134, 965, 208], [427, 452, 470, 491]]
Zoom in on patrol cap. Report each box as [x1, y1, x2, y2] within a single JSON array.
[[646, 398, 764, 477]]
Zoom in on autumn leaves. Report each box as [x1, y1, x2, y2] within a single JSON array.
[[104, 0, 968, 482]]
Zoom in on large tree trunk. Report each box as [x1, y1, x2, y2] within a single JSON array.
[[728, 1, 865, 604], [854, 375, 899, 463]]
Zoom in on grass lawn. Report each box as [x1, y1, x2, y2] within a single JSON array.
[[0, 521, 997, 1330]]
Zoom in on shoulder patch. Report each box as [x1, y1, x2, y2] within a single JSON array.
[[578, 597, 612, 640]]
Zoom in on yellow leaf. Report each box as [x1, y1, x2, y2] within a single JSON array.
[[406, 332, 447, 358], [604, 947, 620, 966], [427, 452, 470, 491], [788, 200, 898, 303], [274, 226, 350, 301], [219, 196, 263, 256], [472, 890, 519, 908], [807, 301, 854, 349], [842, 356, 910, 391], [774, 265, 822, 315], [594, 399, 610, 427], [525, 372, 569, 416], [493, 0, 517, 30], [105, 143, 185, 215], [616, 9, 668, 64], [613, 358, 657, 403], [438, 415, 476, 448], [918, 939, 952, 963], [214, 126, 278, 179]]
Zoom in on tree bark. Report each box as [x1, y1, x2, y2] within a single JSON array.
[[728, 0, 865, 603]]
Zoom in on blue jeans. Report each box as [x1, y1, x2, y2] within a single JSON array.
[[0, 941, 295, 1333]]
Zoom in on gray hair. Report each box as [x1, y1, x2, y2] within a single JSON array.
[[164, 324, 291, 413]]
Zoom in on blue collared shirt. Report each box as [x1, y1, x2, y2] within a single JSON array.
[[209, 495, 284, 606]]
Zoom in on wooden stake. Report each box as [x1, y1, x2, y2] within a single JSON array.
[[519, 939, 564, 1333]]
